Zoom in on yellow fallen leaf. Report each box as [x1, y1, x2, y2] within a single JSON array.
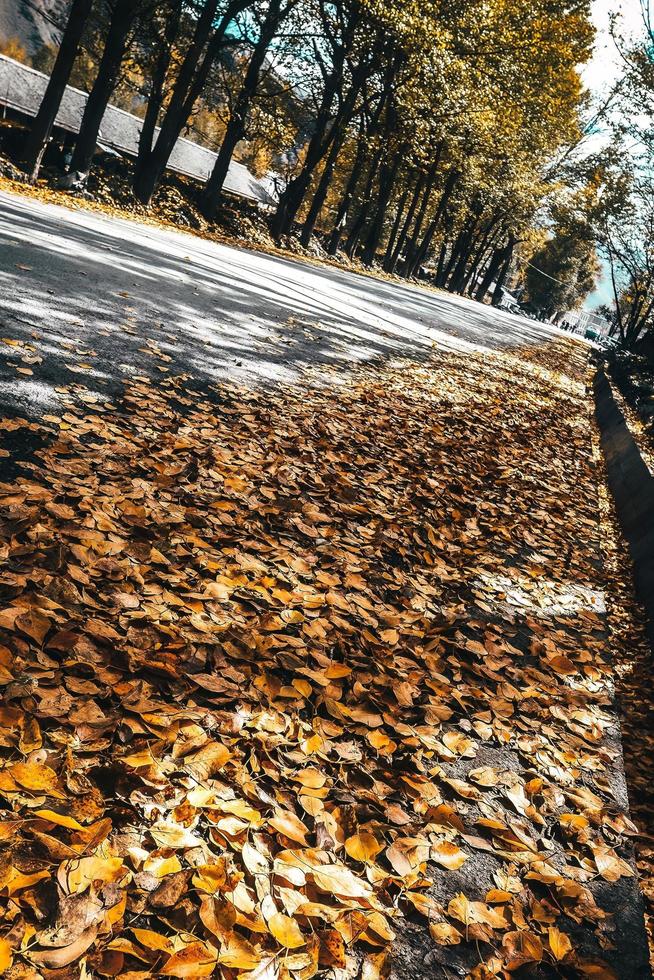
[[431, 840, 467, 870], [218, 933, 262, 970], [429, 921, 462, 945], [66, 856, 126, 894], [312, 864, 373, 899], [10, 761, 59, 793], [345, 831, 383, 863], [268, 912, 305, 948], [548, 925, 572, 961], [0, 937, 12, 972], [33, 809, 84, 830], [185, 741, 231, 780], [142, 854, 182, 877], [132, 928, 173, 951], [150, 819, 204, 849], [269, 810, 309, 844]]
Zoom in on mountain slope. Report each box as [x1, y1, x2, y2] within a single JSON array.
[[0, 0, 67, 58]]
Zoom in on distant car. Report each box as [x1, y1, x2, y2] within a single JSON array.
[[584, 327, 599, 340]]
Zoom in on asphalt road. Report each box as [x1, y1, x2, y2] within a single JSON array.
[[0, 188, 563, 419]]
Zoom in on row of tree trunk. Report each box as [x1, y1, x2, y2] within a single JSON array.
[[20, 0, 268, 210], [18, 0, 516, 303], [309, 130, 516, 304]]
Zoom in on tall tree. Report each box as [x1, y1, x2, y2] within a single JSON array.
[[524, 190, 600, 317], [136, 0, 183, 173], [70, 0, 142, 174], [202, 0, 295, 216], [270, 0, 370, 240], [134, 0, 252, 205], [20, 0, 95, 181]]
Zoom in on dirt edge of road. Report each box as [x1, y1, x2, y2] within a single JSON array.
[[595, 365, 654, 650]]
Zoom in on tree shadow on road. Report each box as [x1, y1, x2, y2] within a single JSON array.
[[0, 193, 563, 424]]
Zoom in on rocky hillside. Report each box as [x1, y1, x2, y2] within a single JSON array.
[[0, 0, 67, 58]]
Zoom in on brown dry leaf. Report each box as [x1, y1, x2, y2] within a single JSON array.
[[218, 933, 262, 970], [161, 941, 217, 977], [0, 337, 644, 976], [269, 810, 310, 844], [14, 609, 51, 644], [184, 741, 231, 780], [29, 926, 98, 968], [318, 928, 346, 968], [592, 844, 635, 882], [151, 869, 190, 906], [431, 840, 467, 870], [502, 929, 543, 969], [10, 761, 59, 792]]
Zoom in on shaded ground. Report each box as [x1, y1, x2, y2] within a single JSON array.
[[0, 190, 650, 979], [0, 188, 561, 408]]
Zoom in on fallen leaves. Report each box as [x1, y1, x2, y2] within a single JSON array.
[[9, 760, 59, 792], [0, 339, 641, 978], [345, 831, 384, 863]]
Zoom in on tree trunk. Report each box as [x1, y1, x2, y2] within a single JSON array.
[[402, 154, 441, 273], [491, 236, 515, 306], [384, 172, 422, 273], [299, 72, 367, 246], [360, 154, 400, 265], [271, 11, 367, 241], [70, 0, 136, 174], [405, 168, 458, 279], [270, 77, 340, 240], [202, 0, 283, 215], [134, 0, 248, 206], [382, 182, 411, 270], [20, 0, 94, 180], [466, 237, 496, 296], [326, 119, 367, 256], [271, 57, 367, 241], [134, 0, 221, 204], [328, 55, 394, 256], [438, 229, 465, 288], [300, 125, 345, 246], [136, 0, 182, 178], [434, 239, 448, 284], [447, 218, 478, 293], [475, 244, 505, 302], [460, 220, 499, 295], [360, 133, 404, 266], [344, 153, 380, 257]]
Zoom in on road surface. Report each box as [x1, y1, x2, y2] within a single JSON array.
[[0, 188, 564, 419]]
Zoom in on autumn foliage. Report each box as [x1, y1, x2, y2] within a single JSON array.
[[0, 338, 641, 977]]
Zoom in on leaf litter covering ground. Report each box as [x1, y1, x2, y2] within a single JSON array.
[[0, 338, 644, 980]]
